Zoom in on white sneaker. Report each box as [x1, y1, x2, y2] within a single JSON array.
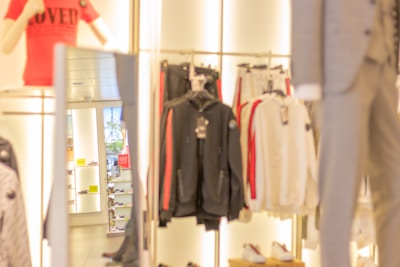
[[270, 241, 294, 261], [356, 256, 377, 267], [241, 244, 266, 263]]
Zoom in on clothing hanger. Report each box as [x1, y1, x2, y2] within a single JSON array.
[[271, 89, 286, 98], [237, 63, 250, 68], [246, 66, 252, 73], [189, 50, 196, 80], [161, 59, 168, 68], [190, 74, 206, 92], [188, 71, 215, 101], [252, 64, 267, 69], [271, 64, 284, 72]]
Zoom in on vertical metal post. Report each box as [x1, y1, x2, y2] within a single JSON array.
[[291, 215, 303, 260], [370, 243, 378, 264], [215, 230, 220, 267], [214, 1, 224, 266], [130, 0, 140, 56], [40, 90, 44, 267]]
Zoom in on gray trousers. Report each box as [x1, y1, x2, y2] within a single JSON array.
[[110, 208, 139, 266], [318, 58, 400, 267]]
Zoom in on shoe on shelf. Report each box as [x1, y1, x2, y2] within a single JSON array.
[[77, 189, 88, 194], [356, 256, 377, 267], [115, 188, 125, 193], [271, 241, 294, 261], [108, 185, 115, 194], [88, 161, 98, 166], [241, 243, 266, 263]]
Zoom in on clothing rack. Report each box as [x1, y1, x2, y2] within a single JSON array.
[[151, 49, 307, 267], [0, 87, 55, 267]]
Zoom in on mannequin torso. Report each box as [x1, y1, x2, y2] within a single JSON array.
[[0, 0, 115, 86]]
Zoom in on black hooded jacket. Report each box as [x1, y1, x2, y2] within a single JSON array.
[[159, 91, 244, 230]]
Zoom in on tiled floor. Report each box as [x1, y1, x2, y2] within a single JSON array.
[[70, 224, 124, 267]]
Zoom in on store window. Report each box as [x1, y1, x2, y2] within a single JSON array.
[[103, 107, 124, 169]]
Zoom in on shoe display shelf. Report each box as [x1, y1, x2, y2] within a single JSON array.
[[66, 136, 76, 214], [74, 161, 101, 213], [228, 258, 305, 267], [66, 108, 102, 214], [107, 165, 133, 237], [67, 156, 101, 213]]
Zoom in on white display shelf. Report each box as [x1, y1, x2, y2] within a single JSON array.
[[110, 217, 129, 221], [108, 192, 133, 195], [75, 164, 99, 168], [109, 179, 131, 183], [68, 205, 77, 214], [76, 194, 101, 213], [76, 192, 101, 195], [112, 204, 133, 208], [106, 230, 125, 237]]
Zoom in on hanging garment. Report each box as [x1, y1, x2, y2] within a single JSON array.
[[351, 176, 375, 249], [0, 136, 19, 177], [232, 66, 291, 117], [0, 163, 31, 267], [237, 100, 251, 203], [232, 67, 267, 117], [159, 91, 244, 230], [246, 93, 318, 214], [159, 62, 221, 115], [303, 175, 377, 250]]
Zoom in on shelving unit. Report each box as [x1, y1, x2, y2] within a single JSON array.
[[66, 108, 102, 214], [66, 113, 76, 213], [107, 165, 133, 237]]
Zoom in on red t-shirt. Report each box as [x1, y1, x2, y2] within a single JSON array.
[[5, 0, 99, 86]]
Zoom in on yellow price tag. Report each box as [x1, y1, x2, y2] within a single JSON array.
[[89, 185, 98, 193], [76, 158, 86, 166]]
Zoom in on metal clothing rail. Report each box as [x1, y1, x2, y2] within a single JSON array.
[[1, 111, 55, 115], [0, 90, 55, 115], [0, 88, 54, 97], [140, 48, 291, 59]]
